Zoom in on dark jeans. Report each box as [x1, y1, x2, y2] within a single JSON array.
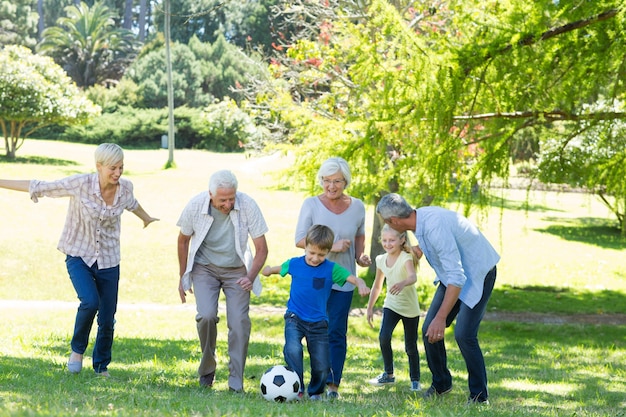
[[326, 289, 352, 386], [283, 311, 330, 396], [379, 307, 420, 381], [422, 266, 497, 401], [66, 256, 119, 373]]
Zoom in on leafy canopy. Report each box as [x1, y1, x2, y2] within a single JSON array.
[[0, 45, 100, 159], [248, 0, 626, 235]]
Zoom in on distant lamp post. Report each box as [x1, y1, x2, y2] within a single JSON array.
[[164, 0, 175, 167]]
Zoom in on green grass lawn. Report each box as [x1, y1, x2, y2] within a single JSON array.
[[1, 140, 625, 416]]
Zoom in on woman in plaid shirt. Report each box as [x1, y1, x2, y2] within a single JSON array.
[[0, 143, 158, 377]]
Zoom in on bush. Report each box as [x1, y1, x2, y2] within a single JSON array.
[[58, 101, 264, 152]]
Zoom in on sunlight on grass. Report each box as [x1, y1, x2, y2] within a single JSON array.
[[1, 141, 625, 417], [499, 379, 579, 396]]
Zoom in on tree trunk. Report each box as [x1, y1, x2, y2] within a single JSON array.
[[138, 0, 147, 41], [37, 0, 44, 40], [123, 0, 133, 30]]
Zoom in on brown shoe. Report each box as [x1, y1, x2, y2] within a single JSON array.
[[199, 372, 215, 387]]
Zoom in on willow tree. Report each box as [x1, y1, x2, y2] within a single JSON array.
[[246, 0, 626, 237]]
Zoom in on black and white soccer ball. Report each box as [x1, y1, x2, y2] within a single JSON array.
[[259, 365, 301, 402]]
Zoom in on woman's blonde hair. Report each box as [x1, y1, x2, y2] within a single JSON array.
[[94, 143, 124, 167], [381, 224, 419, 268]]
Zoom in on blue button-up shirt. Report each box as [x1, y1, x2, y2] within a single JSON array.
[[414, 207, 500, 308]]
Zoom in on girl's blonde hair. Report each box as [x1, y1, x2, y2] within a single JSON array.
[[381, 224, 419, 269]]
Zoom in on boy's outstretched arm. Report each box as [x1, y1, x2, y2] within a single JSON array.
[[347, 275, 370, 296], [262, 265, 281, 276]]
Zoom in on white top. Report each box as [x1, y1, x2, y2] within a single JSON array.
[[177, 191, 268, 295]]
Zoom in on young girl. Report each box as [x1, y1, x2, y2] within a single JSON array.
[[366, 224, 421, 391]]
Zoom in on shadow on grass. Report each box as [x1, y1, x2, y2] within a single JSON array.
[[536, 216, 625, 249], [483, 320, 626, 415], [487, 195, 561, 213], [0, 155, 79, 166], [490, 284, 626, 315], [2, 322, 625, 416]]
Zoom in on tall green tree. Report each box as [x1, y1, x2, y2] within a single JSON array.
[[125, 40, 208, 108], [152, 0, 278, 53], [37, 1, 138, 87], [126, 35, 264, 108], [0, 45, 100, 159], [246, 0, 626, 236]]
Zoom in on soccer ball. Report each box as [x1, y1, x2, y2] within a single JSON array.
[[259, 365, 301, 402]]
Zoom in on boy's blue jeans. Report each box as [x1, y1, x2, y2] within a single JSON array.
[[422, 266, 496, 401], [66, 256, 119, 373], [283, 311, 330, 396]]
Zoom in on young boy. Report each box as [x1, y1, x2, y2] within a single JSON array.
[[262, 224, 370, 400]]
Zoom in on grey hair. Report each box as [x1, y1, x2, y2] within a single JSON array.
[[94, 143, 124, 167], [317, 157, 351, 188], [209, 170, 238, 194], [376, 193, 414, 220]]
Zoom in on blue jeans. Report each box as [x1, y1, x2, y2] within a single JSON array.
[[326, 289, 352, 386], [379, 308, 421, 381], [283, 311, 330, 396], [422, 266, 496, 401], [66, 256, 120, 373]]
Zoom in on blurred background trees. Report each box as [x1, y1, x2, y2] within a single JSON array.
[[0, 0, 624, 235]]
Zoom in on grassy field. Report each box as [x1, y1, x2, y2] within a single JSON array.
[[1, 140, 625, 416]]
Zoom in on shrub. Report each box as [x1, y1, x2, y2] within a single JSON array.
[[58, 101, 264, 152]]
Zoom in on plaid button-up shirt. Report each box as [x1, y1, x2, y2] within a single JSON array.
[[29, 173, 139, 269]]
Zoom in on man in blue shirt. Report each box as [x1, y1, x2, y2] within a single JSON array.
[[377, 193, 500, 405]]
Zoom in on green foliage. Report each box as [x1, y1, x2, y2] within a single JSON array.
[[195, 98, 263, 152], [0, 0, 38, 48], [153, 0, 278, 53], [57, 101, 261, 152], [59, 106, 167, 147], [188, 34, 265, 101], [126, 35, 265, 109], [250, 0, 626, 235], [125, 41, 209, 109], [0, 45, 100, 158], [85, 78, 141, 113], [37, 1, 139, 87]]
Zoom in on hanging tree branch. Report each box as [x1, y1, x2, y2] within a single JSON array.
[[453, 110, 626, 122]]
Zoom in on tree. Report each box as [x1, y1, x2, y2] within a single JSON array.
[[0, 0, 39, 48], [153, 0, 278, 53], [245, 0, 626, 236], [0, 45, 100, 159], [37, 1, 139, 87], [125, 40, 208, 108]]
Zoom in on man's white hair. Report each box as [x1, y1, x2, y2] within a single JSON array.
[[209, 170, 238, 194]]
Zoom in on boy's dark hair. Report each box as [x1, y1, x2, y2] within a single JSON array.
[[305, 224, 335, 251]]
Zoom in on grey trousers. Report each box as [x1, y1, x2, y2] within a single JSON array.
[[192, 263, 250, 391]]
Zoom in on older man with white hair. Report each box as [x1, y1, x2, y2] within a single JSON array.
[[177, 169, 268, 392]]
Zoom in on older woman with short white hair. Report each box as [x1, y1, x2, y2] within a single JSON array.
[[294, 157, 372, 398]]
